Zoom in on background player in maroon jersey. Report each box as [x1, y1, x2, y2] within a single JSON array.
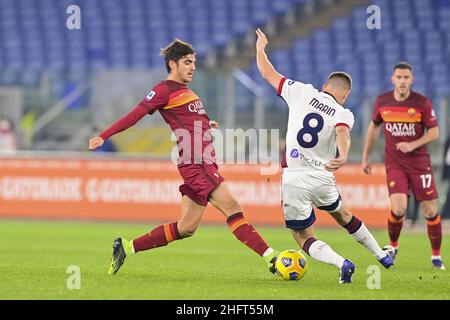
[[89, 39, 278, 275], [361, 62, 445, 270]]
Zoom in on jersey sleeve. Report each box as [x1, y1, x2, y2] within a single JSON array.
[[139, 82, 169, 114], [371, 96, 383, 125], [99, 105, 149, 141], [334, 109, 355, 130], [277, 78, 315, 106], [423, 98, 439, 129]]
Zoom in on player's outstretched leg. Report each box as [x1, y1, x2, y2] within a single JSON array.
[[297, 233, 355, 284], [209, 183, 279, 274], [329, 205, 394, 269], [107, 197, 206, 275], [343, 215, 394, 269], [227, 212, 279, 273], [107, 222, 185, 275]]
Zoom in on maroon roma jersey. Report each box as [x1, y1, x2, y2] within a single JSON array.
[[372, 90, 438, 172], [140, 80, 215, 167]]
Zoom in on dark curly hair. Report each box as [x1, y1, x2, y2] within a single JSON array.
[[160, 39, 195, 73]]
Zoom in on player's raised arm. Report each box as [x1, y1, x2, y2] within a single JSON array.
[[361, 121, 382, 174], [255, 28, 283, 90]]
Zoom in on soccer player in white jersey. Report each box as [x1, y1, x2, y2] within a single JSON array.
[[255, 28, 394, 283]]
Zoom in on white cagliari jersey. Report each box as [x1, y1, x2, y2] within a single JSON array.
[[278, 78, 354, 174]]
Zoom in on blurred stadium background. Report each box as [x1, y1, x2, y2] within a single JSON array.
[[0, 0, 449, 225]]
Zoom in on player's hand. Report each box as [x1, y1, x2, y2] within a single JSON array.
[[396, 142, 415, 153], [255, 28, 268, 51], [210, 120, 219, 129], [88, 136, 104, 150], [325, 157, 347, 172], [361, 160, 372, 175]]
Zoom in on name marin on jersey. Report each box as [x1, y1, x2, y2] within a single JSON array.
[[309, 98, 336, 117]]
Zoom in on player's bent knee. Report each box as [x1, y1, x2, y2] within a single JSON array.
[[178, 227, 197, 238], [177, 222, 199, 238], [328, 205, 352, 226]]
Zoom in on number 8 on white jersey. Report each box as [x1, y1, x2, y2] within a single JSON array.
[[278, 78, 355, 174]]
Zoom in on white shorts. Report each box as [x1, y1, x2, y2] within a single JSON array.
[[281, 169, 342, 230]]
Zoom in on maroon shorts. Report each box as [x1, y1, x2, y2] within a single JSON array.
[[178, 163, 225, 206], [386, 166, 438, 201]]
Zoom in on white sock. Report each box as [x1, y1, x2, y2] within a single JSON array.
[[262, 248, 274, 257], [350, 223, 385, 260], [308, 240, 345, 268]]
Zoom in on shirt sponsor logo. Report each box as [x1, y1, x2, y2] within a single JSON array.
[[290, 149, 299, 158], [385, 123, 416, 137], [188, 100, 206, 114], [298, 153, 324, 168]]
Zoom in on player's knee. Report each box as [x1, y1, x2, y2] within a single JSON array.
[[179, 228, 197, 238], [392, 208, 407, 217], [329, 205, 351, 226], [421, 206, 437, 218], [178, 223, 198, 238], [224, 199, 242, 215]]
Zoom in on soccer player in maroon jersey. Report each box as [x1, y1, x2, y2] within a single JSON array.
[[88, 39, 278, 275], [362, 62, 445, 270]]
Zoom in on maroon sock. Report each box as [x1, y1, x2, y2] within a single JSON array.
[[426, 214, 442, 256], [343, 216, 363, 234], [133, 222, 181, 253], [302, 237, 317, 256], [387, 211, 404, 248], [227, 212, 270, 256]]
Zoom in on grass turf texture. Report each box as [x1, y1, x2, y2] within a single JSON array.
[[0, 220, 448, 300]]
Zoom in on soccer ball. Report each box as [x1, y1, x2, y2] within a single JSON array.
[[274, 249, 308, 281]]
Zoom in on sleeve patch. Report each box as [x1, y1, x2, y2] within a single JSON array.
[[145, 91, 156, 101]]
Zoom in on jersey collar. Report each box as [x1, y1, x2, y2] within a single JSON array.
[[322, 91, 339, 104]]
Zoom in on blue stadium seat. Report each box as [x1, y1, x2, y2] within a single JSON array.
[[271, 0, 291, 15], [250, 0, 270, 25]]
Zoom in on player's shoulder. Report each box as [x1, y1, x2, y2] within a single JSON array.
[[284, 79, 316, 92], [152, 80, 170, 91], [375, 90, 394, 104], [410, 90, 431, 105], [148, 81, 171, 97], [144, 81, 170, 102], [337, 107, 354, 120]]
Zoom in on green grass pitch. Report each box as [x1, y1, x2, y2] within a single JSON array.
[[0, 220, 448, 300]]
